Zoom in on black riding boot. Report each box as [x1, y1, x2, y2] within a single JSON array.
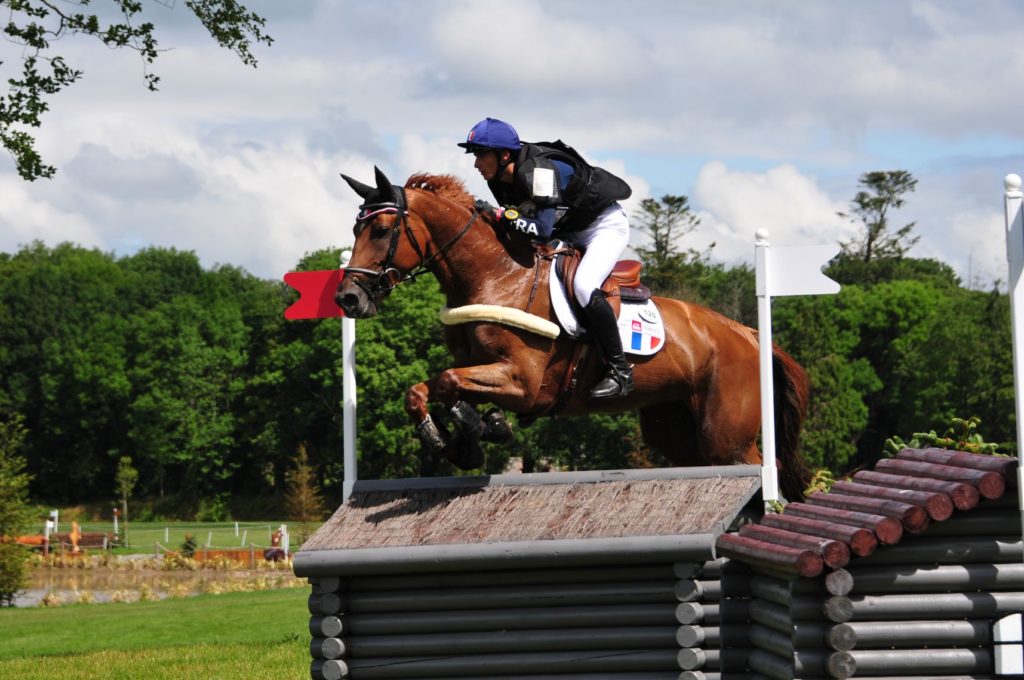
[[584, 290, 633, 399]]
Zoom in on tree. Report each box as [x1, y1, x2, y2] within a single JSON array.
[[1, 0, 273, 180], [284, 444, 328, 543], [832, 171, 919, 284], [0, 242, 132, 502], [114, 455, 137, 545], [773, 291, 880, 472], [0, 415, 33, 607], [631, 195, 712, 296]]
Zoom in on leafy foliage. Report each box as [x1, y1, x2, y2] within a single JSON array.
[[885, 415, 1001, 457], [1, 0, 273, 179], [838, 170, 919, 263], [284, 444, 327, 542], [0, 415, 32, 537], [803, 468, 836, 495], [0, 415, 32, 606], [0, 201, 1017, 514], [114, 455, 137, 544], [828, 170, 928, 287]]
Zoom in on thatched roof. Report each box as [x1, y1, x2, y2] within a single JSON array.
[[294, 466, 761, 576]]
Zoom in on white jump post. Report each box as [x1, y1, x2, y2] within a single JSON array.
[[341, 250, 358, 503], [755, 229, 839, 504], [755, 231, 780, 503], [1001, 174, 1024, 545]]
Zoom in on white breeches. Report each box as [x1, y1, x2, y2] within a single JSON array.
[[563, 202, 630, 307]]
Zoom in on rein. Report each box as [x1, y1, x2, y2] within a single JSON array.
[[342, 190, 481, 300]]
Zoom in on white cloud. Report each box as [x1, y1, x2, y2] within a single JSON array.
[[430, 0, 644, 93], [2, 0, 1024, 286], [689, 162, 852, 263], [0, 176, 101, 251]]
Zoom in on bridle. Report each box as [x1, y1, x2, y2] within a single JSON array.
[[342, 185, 481, 301]]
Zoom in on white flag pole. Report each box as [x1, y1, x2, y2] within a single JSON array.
[[755, 229, 780, 504], [1001, 174, 1024, 546], [341, 250, 358, 503]]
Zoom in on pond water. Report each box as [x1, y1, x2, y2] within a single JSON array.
[[15, 566, 303, 607]]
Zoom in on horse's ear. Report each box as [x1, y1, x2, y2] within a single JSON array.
[[340, 173, 374, 199], [373, 166, 393, 195]]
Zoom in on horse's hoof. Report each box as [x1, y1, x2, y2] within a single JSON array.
[[449, 401, 485, 439], [481, 408, 513, 443], [416, 414, 449, 453], [446, 439, 484, 470]]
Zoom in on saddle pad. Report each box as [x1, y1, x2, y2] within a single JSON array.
[[549, 258, 665, 356], [617, 300, 665, 356]]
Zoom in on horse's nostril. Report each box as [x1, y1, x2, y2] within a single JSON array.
[[340, 293, 361, 313]]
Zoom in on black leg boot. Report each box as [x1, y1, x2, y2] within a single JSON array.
[[583, 290, 633, 399]]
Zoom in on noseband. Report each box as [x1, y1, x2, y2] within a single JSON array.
[[342, 186, 481, 300]]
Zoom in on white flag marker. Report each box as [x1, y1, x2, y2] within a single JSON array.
[[755, 229, 840, 503]]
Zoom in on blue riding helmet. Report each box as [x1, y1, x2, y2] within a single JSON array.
[[457, 118, 522, 153]]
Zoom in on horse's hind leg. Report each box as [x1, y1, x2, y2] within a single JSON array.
[[639, 401, 702, 466]]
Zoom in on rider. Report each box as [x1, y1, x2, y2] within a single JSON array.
[[458, 117, 634, 399]]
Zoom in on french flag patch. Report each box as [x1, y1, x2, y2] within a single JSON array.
[[617, 301, 666, 356]]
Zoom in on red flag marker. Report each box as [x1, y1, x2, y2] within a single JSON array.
[[283, 269, 344, 320]]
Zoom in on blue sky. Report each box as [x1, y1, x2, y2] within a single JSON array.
[[2, 0, 1023, 286]]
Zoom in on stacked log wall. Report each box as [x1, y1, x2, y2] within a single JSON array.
[[818, 506, 1023, 680], [306, 560, 751, 680], [716, 448, 1023, 680]]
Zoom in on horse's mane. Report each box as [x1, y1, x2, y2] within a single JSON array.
[[405, 173, 476, 212]]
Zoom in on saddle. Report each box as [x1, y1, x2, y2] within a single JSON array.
[[544, 244, 652, 316]]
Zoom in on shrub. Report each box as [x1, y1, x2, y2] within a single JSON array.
[[0, 541, 29, 607]]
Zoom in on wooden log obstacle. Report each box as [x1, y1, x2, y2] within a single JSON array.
[[294, 449, 1022, 679]]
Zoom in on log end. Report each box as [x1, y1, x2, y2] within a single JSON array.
[[902, 505, 931, 533], [820, 539, 851, 569], [311, 658, 349, 680], [677, 647, 707, 670], [676, 624, 705, 648], [826, 650, 856, 679], [824, 568, 854, 596], [827, 623, 857, 651], [924, 493, 954, 521], [978, 471, 1006, 500], [952, 483, 981, 510], [847, 528, 878, 557], [674, 579, 702, 602], [676, 601, 705, 624], [874, 516, 904, 544], [824, 595, 855, 623]]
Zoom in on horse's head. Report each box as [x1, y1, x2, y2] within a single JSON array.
[[334, 166, 426, 318], [335, 168, 487, 317]]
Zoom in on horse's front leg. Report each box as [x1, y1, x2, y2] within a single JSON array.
[[405, 362, 532, 470], [405, 382, 450, 474]]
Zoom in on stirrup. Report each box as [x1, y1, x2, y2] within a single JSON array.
[[589, 365, 633, 399]]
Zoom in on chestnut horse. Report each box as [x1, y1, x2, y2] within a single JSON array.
[[335, 168, 811, 500]]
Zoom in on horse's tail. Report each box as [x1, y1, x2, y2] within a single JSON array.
[[772, 347, 812, 501]]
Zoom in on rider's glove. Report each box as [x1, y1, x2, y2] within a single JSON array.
[[499, 207, 543, 241]]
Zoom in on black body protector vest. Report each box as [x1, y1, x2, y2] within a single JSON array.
[[487, 140, 633, 232]]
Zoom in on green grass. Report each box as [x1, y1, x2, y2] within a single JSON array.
[[72, 521, 284, 552], [0, 640, 309, 680], [0, 588, 310, 679]]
